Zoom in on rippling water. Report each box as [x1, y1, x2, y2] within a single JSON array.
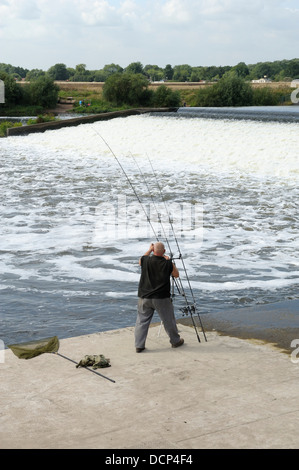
[[1, 107, 298, 344]]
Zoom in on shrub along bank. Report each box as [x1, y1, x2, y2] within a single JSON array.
[[193, 73, 292, 107], [0, 120, 22, 137]]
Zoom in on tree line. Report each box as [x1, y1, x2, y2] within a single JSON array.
[[0, 65, 294, 115], [1, 58, 299, 83]]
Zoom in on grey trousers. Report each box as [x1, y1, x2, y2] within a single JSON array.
[[135, 297, 181, 348]]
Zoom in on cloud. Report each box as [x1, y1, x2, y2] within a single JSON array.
[[77, 0, 118, 26], [159, 0, 191, 25], [0, 0, 41, 20], [1, 0, 299, 69]]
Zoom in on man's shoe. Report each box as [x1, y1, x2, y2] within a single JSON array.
[[136, 347, 145, 353], [172, 338, 184, 348]]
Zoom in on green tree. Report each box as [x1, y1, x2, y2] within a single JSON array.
[[103, 73, 150, 106], [274, 70, 287, 81], [26, 69, 45, 80], [285, 58, 299, 78], [144, 65, 164, 81], [103, 63, 123, 76], [92, 70, 107, 82], [153, 85, 181, 107], [248, 62, 273, 80], [190, 67, 203, 82], [164, 64, 174, 80], [71, 64, 92, 82], [195, 72, 253, 107], [67, 67, 76, 80], [47, 63, 70, 81], [203, 65, 230, 81], [232, 62, 249, 78], [173, 64, 192, 81], [92, 64, 124, 82], [125, 62, 145, 75], [27, 76, 59, 108], [14, 65, 29, 79]]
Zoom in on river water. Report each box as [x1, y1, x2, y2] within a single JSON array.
[[1, 107, 298, 345]]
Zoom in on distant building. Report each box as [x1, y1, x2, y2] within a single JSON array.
[[251, 76, 272, 83]]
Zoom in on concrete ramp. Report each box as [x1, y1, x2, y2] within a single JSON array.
[[1, 324, 298, 449]]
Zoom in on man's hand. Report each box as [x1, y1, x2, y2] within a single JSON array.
[[143, 243, 154, 256]]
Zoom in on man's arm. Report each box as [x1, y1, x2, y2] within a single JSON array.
[[171, 263, 179, 278], [139, 243, 154, 265]]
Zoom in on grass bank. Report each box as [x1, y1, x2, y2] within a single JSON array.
[[56, 82, 293, 109]]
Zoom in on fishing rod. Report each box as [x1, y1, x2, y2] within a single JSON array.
[[130, 153, 203, 343], [147, 156, 207, 342], [129, 152, 185, 304], [95, 130, 206, 342], [93, 130, 159, 242], [132, 154, 207, 343]]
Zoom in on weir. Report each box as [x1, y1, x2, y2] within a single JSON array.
[[5, 107, 178, 137]]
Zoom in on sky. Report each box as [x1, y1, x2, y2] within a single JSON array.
[[1, 0, 299, 71]]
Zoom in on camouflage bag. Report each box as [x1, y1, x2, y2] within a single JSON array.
[[76, 354, 111, 369]]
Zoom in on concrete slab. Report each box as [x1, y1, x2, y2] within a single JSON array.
[[1, 324, 299, 449]]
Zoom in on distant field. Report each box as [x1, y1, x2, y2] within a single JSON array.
[[53, 80, 293, 92]]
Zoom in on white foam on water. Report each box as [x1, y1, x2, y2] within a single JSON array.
[[4, 114, 299, 180]]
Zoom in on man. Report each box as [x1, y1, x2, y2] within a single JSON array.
[[135, 242, 184, 352]]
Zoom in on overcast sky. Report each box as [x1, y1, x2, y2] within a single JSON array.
[[1, 0, 299, 70]]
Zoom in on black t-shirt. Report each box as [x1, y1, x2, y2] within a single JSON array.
[[138, 255, 173, 299]]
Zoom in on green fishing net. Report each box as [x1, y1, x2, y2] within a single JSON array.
[[8, 336, 60, 359]]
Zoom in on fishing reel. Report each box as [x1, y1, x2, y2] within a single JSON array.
[[170, 253, 182, 261], [180, 304, 196, 317]]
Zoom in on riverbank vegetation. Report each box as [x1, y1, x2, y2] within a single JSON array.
[[0, 65, 295, 120], [193, 73, 292, 107], [0, 120, 22, 137]]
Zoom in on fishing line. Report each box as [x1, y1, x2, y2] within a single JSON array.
[[129, 152, 171, 251], [147, 156, 194, 301], [94, 129, 159, 242]]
